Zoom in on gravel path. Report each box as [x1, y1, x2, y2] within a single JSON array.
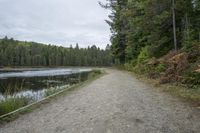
[[1, 69, 200, 133]]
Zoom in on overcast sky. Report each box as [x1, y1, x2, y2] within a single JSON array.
[[0, 0, 110, 49]]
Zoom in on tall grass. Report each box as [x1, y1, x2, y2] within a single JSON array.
[[44, 85, 70, 97], [88, 69, 102, 79], [0, 97, 31, 116]]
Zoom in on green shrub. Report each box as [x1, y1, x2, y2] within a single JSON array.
[[182, 71, 200, 86], [133, 64, 150, 75], [137, 46, 150, 64], [155, 64, 166, 73], [130, 46, 152, 74], [124, 63, 132, 71], [92, 69, 102, 75], [0, 97, 31, 116], [87, 70, 102, 79], [45, 88, 60, 97]]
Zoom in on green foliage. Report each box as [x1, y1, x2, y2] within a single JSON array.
[[133, 64, 149, 75], [91, 69, 102, 75], [87, 69, 102, 79], [124, 63, 133, 71], [102, 0, 200, 65], [44, 87, 66, 97], [124, 59, 137, 71], [137, 46, 150, 64], [102, 0, 200, 87], [183, 73, 200, 87], [182, 66, 200, 86], [0, 37, 112, 67], [0, 97, 31, 116], [155, 64, 166, 73]]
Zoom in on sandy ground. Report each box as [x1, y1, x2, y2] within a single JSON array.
[[0, 69, 200, 133]]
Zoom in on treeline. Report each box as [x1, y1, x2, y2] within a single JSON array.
[[101, 0, 200, 64], [0, 37, 111, 66]]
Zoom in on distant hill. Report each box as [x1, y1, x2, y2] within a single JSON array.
[[0, 36, 111, 67]]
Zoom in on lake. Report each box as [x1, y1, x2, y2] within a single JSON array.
[[0, 68, 92, 102]]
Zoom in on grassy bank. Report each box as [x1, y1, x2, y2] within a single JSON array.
[[0, 97, 32, 116], [122, 67, 200, 106], [0, 69, 104, 123], [138, 73, 200, 103]]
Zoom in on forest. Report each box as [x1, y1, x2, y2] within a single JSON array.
[[0, 36, 111, 67], [101, 0, 200, 86]]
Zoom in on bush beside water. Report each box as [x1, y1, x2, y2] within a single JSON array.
[[0, 97, 31, 116]]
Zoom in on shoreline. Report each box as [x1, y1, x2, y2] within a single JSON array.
[[0, 69, 105, 124]]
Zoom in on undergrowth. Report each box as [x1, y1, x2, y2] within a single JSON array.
[[0, 97, 32, 116], [124, 43, 200, 102]]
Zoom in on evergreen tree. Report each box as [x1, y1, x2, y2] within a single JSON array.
[[101, 0, 200, 64], [0, 37, 111, 67]]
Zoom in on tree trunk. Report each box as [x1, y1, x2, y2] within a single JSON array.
[[185, 13, 190, 41], [172, 0, 177, 51]]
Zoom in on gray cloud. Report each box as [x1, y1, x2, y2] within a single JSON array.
[[0, 0, 110, 48]]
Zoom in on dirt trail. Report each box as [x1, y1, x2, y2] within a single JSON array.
[[1, 69, 200, 133]]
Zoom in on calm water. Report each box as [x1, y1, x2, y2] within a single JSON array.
[[0, 68, 92, 101]]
